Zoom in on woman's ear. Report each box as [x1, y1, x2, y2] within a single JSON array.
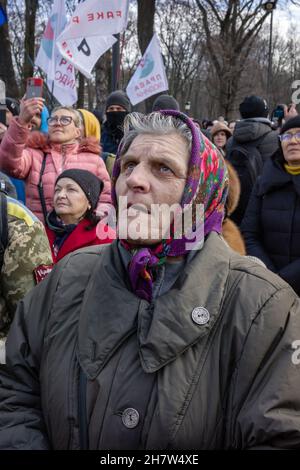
[[75, 127, 82, 139], [88, 204, 91, 210]]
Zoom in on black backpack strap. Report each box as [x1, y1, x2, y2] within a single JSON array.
[[0, 192, 8, 273], [37, 153, 48, 224]]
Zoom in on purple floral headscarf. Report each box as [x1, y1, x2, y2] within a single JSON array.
[[111, 110, 228, 302]]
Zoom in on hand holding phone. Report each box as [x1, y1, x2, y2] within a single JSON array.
[[26, 77, 43, 99]]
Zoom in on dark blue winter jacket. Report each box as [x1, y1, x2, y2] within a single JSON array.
[[241, 149, 300, 295]]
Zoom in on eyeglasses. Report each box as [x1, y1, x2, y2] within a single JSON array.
[[47, 115, 74, 127], [279, 132, 300, 142]]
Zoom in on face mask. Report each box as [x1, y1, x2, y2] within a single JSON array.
[[106, 111, 128, 130]]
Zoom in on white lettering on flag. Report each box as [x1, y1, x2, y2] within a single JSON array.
[[57, 0, 129, 79]]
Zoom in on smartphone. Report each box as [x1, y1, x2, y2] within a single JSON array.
[[273, 104, 284, 120], [26, 77, 43, 99], [0, 79, 6, 126]]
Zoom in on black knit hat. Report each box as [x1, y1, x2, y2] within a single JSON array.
[[152, 94, 180, 112], [239, 95, 268, 119], [280, 116, 300, 135], [55, 169, 104, 211], [6, 97, 19, 116], [106, 90, 131, 112]]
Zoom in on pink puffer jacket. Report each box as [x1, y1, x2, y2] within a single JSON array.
[[0, 117, 112, 222]]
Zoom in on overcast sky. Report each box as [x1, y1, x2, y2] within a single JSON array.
[[275, 3, 300, 37]]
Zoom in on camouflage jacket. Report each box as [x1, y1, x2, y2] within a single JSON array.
[[0, 197, 52, 339]]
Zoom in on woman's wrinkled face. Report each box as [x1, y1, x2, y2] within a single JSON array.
[[115, 133, 189, 245], [48, 109, 81, 144], [281, 127, 300, 166], [213, 130, 227, 149], [54, 177, 91, 224]]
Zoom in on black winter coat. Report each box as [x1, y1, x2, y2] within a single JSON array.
[[241, 149, 300, 295], [226, 118, 279, 226]]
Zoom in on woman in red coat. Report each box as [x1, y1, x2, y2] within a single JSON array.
[[46, 169, 115, 263]]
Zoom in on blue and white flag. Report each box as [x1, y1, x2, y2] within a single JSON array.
[[126, 34, 168, 106], [35, 0, 77, 106]]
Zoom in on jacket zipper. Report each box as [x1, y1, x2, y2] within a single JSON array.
[[62, 145, 66, 172]]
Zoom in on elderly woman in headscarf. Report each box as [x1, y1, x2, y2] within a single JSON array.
[[1, 112, 300, 450]]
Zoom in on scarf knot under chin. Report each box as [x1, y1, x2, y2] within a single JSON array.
[[121, 240, 171, 303]]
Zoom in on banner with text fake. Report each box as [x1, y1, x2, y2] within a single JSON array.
[[126, 34, 168, 106], [56, 0, 129, 79]]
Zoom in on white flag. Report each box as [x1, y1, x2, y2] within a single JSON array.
[[126, 34, 168, 106], [35, 0, 77, 106], [57, 0, 129, 79]]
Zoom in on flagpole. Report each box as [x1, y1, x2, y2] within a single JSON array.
[[112, 33, 120, 91]]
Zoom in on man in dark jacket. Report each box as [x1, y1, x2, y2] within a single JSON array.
[[0, 111, 300, 450], [226, 95, 279, 226]]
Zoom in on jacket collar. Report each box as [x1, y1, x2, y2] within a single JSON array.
[[27, 131, 100, 154], [78, 233, 230, 378], [257, 150, 300, 196]]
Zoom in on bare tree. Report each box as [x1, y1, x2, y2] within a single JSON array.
[[136, 0, 156, 111], [193, 0, 272, 118], [137, 0, 156, 55], [157, 1, 205, 114], [0, 0, 19, 96], [22, 0, 38, 83]]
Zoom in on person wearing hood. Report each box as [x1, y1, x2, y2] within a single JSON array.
[[46, 169, 115, 263], [226, 95, 279, 226], [242, 115, 300, 296], [0, 98, 112, 223], [101, 90, 131, 155], [1, 111, 300, 450], [77, 108, 101, 141], [227, 95, 278, 162]]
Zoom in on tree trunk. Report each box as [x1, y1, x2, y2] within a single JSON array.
[[23, 0, 37, 84], [137, 0, 155, 55], [77, 72, 85, 108], [0, 0, 19, 97], [95, 50, 112, 112], [137, 0, 156, 112]]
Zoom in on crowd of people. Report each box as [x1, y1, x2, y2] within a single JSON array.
[[0, 88, 300, 450]]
